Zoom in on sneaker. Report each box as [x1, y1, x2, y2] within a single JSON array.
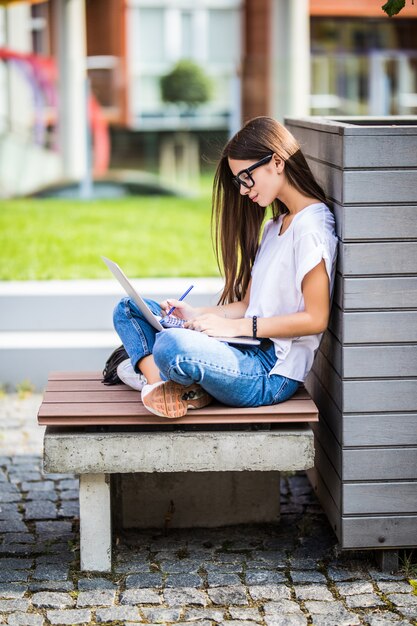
[[141, 380, 212, 419], [117, 359, 147, 391]]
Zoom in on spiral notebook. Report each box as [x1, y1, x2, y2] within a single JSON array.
[[102, 256, 260, 346]]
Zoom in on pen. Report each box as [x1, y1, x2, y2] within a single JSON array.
[[166, 285, 194, 316]]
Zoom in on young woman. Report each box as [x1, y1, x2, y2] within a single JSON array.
[[113, 116, 338, 419]]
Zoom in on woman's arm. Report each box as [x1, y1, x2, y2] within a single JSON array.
[[162, 280, 252, 321], [185, 262, 330, 338]]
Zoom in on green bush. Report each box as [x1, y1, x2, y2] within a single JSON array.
[[160, 60, 212, 108]]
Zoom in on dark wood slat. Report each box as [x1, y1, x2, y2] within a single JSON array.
[[48, 371, 103, 381], [42, 390, 314, 406], [38, 399, 318, 418], [45, 379, 311, 400], [38, 413, 317, 426]]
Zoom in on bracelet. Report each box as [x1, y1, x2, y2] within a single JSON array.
[[252, 315, 258, 339]]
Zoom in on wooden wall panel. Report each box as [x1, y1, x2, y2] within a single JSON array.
[[343, 345, 417, 379], [330, 310, 417, 344], [343, 448, 417, 481], [335, 277, 417, 310], [333, 204, 417, 242], [342, 516, 417, 549], [340, 242, 417, 275], [343, 483, 417, 515], [343, 414, 417, 447], [343, 380, 417, 413]]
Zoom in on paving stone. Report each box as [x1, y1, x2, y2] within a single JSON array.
[[32, 565, 69, 581], [248, 585, 292, 602], [304, 599, 357, 617], [0, 571, 29, 583], [24, 501, 57, 521], [0, 584, 26, 598], [6, 613, 45, 626], [326, 567, 368, 582], [368, 569, 406, 582], [0, 559, 32, 570], [114, 559, 151, 574], [46, 609, 91, 625], [291, 570, 327, 584], [163, 588, 208, 607], [0, 599, 29, 612], [387, 592, 417, 607], [35, 554, 73, 567], [264, 616, 308, 626], [57, 501, 79, 518], [207, 586, 248, 606], [289, 557, 320, 570], [310, 614, 361, 626], [29, 582, 74, 592], [120, 588, 162, 605], [205, 562, 243, 573], [363, 613, 406, 625], [377, 581, 414, 594], [294, 584, 334, 601], [245, 571, 286, 585], [10, 472, 42, 483], [77, 578, 116, 591], [159, 559, 201, 574], [25, 491, 57, 502], [21, 481, 54, 492], [183, 608, 225, 622], [141, 607, 182, 623], [207, 572, 242, 587], [59, 490, 78, 501], [96, 607, 142, 621], [0, 504, 21, 520], [263, 600, 305, 616], [75, 589, 116, 607], [251, 551, 287, 567], [175, 622, 211, 626], [0, 492, 22, 504], [125, 573, 163, 589], [165, 574, 203, 589], [58, 479, 79, 491], [2, 534, 35, 545], [0, 521, 27, 533], [31, 592, 74, 609], [34, 521, 72, 536], [43, 473, 75, 481], [345, 593, 385, 608], [219, 621, 261, 626], [335, 581, 375, 595], [228, 607, 263, 621]]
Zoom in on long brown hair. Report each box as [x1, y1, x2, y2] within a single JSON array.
[[212, 116, 327, 304]]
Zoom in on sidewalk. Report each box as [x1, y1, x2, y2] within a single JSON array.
[[0, 395, 416, 626]]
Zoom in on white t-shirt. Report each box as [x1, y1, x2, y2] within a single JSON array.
[[245, 203, 338, 382]]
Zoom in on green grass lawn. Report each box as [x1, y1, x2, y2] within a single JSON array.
[[0, 194, 221, 280]]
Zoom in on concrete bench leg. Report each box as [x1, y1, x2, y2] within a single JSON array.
[[79, 474, 112, 572]]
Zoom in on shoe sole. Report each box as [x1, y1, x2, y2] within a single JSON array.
[[142, 381, 212, 419]]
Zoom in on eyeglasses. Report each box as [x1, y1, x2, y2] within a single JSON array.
[[232, 154, 273, 189]]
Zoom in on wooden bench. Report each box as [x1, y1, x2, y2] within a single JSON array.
[[38, 371, 318, 571]]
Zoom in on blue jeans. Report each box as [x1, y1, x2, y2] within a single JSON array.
[[113, 297, 299, 408]]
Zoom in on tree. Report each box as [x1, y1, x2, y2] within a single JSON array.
[[160, 60, 212, 109], [382, 0, 414, 17]]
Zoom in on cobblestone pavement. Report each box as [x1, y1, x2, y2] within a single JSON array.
[[1, 394, 416, 626]]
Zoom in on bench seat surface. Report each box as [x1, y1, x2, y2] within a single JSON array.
[[37, 371, 318, 426]]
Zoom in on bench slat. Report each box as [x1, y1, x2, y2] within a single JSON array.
[[38, 372, 318, 426], [45, 378, 311, 400]]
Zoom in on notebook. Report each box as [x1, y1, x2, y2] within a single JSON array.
[[102, 256, 260, 346]]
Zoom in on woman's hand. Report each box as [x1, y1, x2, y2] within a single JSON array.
[[159, 299, 199, 321], [184, 313, 241, 337]]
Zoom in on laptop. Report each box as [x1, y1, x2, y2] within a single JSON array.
[[102, 256, 260, 346]]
